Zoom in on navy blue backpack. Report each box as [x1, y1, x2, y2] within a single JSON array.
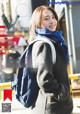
[[13, 37, 56, 108], [14, 43, 39, 108]]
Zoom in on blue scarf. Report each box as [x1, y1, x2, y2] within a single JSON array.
[[35, 28, 69, 64]]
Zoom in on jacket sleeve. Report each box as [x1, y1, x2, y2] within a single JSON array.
[[32, 41, 61, 95]]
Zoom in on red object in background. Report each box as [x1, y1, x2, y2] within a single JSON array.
[[11, 36, 20, 46], [0, 34, 7, 37], [0, 25, 7, 37], [0, 25, 7, 38], [0, 52, 5, 55], [3, 89, 12, 101], [0, 37, 9, 46], [0, 25, 6, 28], [0, 41, 8, 46]]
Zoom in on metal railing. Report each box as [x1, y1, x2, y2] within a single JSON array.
[[69, 73, 80, 80], [69, 73, 80, 97], [0, 73, 80, 96], [0, 82, 12, 89]]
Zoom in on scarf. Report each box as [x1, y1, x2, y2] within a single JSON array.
[[35, 28, 69, 64]]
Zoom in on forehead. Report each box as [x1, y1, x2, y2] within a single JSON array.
[[42, 9, 54, 17]]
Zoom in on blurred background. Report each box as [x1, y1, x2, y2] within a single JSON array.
[[0, 0, 80, 96]]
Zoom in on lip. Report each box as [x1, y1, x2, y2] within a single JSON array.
[[49, 25, 56, 29], [49, 26, 54, 28]]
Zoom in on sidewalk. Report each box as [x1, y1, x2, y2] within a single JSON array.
[[73, 98, 80, 114], [0, 96, 80, 114]]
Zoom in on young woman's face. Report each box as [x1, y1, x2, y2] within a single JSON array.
[[40, 9, 58, 31]]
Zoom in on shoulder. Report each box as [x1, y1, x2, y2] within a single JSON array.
[[31, 35, 55, 50], [32, 40, 52, 52]]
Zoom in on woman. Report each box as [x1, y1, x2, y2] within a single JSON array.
[[28, 5, 73, 114]]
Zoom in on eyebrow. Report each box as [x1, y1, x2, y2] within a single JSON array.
[[44, 15, 55, 18]]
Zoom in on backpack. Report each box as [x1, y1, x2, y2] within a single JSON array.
[[12, 36, 56, 108]]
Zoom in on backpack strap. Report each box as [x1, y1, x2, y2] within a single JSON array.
[[30, 36, 56, 64], [20, 36, 56, 65]]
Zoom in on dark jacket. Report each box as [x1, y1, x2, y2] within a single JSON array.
[[28, 39, 73, 114]]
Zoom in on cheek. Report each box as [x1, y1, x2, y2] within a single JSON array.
[[41, 22, 47, 28], [43, 21, 49, 27]]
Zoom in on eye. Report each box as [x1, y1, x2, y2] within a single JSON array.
[[52, 16, 56, 19], [44, 18, 49, 20]]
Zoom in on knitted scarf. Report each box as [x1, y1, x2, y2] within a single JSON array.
[[35, 28, 69, 64]]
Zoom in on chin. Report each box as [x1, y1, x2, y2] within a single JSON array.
[[48, 28, 56, 32], [49, 29, 56, 32]]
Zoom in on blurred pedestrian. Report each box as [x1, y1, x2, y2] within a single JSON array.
[[11, 31, 27, 46]]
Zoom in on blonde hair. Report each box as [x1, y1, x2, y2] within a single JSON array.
[[29, 5, 59, 41]]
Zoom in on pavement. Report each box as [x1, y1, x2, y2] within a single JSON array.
[[0, 96, 80, 114], [73, 98, 80, 114]]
